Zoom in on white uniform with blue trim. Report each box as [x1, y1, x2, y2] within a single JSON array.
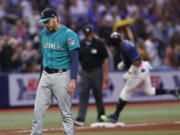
[[119, 40, 155, 101]]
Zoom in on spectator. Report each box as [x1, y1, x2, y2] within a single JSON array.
[[158, 56, 174, 71], [0, 36, 13, 72], [174, 39, 180, 66], [11, 43, 23, 72], [144, 33, 161, 69], [165, 35, 179, 69], [20, 40, 39, 68]]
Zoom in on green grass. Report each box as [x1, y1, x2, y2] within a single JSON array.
[[118, 105, 180, 123], [0, 103, 180, 135]]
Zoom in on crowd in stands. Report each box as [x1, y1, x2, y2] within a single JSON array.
[[0, 0, 180, 73]]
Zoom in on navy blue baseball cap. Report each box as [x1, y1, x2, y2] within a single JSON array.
[[40, 8, 57, 23]]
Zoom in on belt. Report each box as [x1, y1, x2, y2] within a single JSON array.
[[44, 67, 67, 74]]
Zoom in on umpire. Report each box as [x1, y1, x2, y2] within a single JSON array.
[[74, 25, 109, 126]]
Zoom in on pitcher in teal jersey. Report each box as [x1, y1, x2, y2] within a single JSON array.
[[31, 8, 80, 135]]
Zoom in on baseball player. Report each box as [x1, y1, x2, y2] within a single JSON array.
[[31, 8, 79, 135], [101, 32, 180, 122]]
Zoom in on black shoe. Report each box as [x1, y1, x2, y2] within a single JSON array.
[[74, 118, 84, 126], [107, 114, 118, 123]]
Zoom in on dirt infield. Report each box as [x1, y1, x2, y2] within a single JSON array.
[[0, 121, 180, 134]]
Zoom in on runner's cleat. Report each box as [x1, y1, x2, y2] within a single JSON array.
[[106, 114, 118, 123], [101, 114, 118, 123]]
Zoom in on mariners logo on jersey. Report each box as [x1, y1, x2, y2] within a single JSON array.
[[42, 42, 64, 51], [68, 38, 75, 46]]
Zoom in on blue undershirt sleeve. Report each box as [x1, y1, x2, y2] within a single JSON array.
[[70, 48, 79, 79]]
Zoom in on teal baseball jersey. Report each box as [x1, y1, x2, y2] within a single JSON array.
[[39, 25, 80, 69]]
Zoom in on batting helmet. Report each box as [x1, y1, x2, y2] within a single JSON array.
[[109, 32, 122, 47]]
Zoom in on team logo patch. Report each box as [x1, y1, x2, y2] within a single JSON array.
[[68, 38, 75, 46]]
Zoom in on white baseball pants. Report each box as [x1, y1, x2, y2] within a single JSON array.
[[120, 61, 155, 101], [31, 70, 74, 135]]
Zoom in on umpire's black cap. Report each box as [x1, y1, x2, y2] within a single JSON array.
[[83, 25, 93, 35], [40, 8, 57, 23]]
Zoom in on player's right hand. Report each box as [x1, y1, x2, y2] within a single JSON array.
[[117, 61, 125, 70], [122, 72, 131, 80]]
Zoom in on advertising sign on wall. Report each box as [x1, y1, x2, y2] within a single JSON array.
[[8, 71, 180, 107], [9, 74, 39, 106]]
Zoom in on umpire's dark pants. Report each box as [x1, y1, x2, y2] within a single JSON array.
[[76, 67, 105, 122]]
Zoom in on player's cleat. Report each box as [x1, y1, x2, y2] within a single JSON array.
[[74, 120, 84, 126], [101, 114, 118, 123], [107, 114, 118, 123], [97, 117, 105, 122], [174, 88, 180, 100], [100, 115, 108, 121]]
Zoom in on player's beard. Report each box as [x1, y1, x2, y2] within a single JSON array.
[[47, 21, 56, 32]]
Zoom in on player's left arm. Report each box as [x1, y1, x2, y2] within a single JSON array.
[[123, 44, 141, 80], [66, 31, 80, 96], [126, 43, 141, 74], [68, 48, 79, 96]]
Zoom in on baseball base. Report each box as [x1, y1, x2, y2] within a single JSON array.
[[90, 122, 125, 128]]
